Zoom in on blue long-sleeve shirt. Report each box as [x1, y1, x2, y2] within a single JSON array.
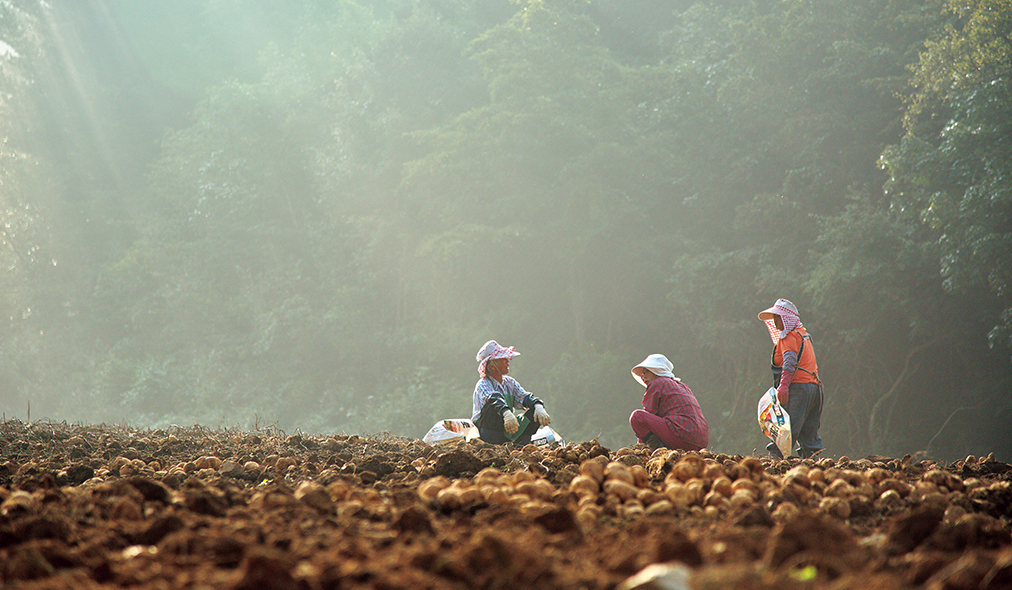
[[471, 376, 541, 423]]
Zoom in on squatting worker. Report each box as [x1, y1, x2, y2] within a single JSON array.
[[629, 354, 708, 451], [472, 340, 551, 445], [758, 298, 824, 458]]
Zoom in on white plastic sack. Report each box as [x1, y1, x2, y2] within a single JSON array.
[[757, 387, 792, 457], [422, 419, 479, 445], [531, 425, 563, 447]]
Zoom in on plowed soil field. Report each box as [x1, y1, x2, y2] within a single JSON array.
[[1, 421, 1010, 590]]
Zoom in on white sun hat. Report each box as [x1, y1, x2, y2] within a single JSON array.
[[631, 354, 677, 387]]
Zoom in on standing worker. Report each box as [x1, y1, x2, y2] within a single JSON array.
[[472, 340, 551, 445], [629, 354, 708, 451], [757, 298, 824, 458]]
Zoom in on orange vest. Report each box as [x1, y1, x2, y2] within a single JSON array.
[[772, 327, 820, 385]]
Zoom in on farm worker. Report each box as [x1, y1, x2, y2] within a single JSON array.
[[472, 340, 551, 445], [629, 354, 709, 451], [758, 298, 824, 458]]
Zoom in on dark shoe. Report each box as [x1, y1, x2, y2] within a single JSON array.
[[766, 441, 784, 459], [644, 432, 665, 451], [798, 447, 822, 460]]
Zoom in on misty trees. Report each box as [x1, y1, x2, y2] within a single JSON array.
[[92, 79, 350, 424], [0, 0, 64, 419], [656, 0, 966, 454], [881, 0, 1012, 356], [872, 0, 1012, 454], [1, 0, 1010, 458], [80, 0, 499, 433]]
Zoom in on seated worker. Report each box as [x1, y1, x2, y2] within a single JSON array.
[[472, 340, 551, 445], [629, 354, 708, 451]]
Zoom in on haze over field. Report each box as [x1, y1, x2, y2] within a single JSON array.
[[1, 0, 1010, 459]]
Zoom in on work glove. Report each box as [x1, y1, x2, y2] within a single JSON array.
[[533, 404, 551, 426], [502, 409, 519, 434], [776, 371, 792, 406]]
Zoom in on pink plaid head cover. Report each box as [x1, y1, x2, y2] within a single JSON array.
[[757, 298, 802, 343], [476, 340, 520, 378]]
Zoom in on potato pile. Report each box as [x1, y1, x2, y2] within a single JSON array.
[[410, 444, 1012, 531], [1, 422, 1010, 590]]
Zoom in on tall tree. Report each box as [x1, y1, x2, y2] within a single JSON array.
[[880, 0, 1012, 357], [0, 0, 62, 419]]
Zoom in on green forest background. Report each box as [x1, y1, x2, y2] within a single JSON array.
[[1, 0, 1010, 460]]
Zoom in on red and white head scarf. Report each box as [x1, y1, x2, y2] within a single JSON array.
[[476, 340, 520, 378], [757, 298, 802, 344]]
